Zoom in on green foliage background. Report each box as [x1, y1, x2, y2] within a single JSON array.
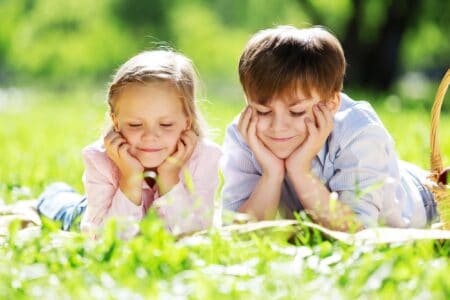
[[0, 1, 449, 298]]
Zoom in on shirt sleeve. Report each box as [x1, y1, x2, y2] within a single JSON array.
[[220, 123, 261, 211], [152, 143, 222, 235], [80, 149, 145, 235], [328, 125, 398, 228]]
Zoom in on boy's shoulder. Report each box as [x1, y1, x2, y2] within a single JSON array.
[[336, 94, 381, 125], [333, 93, 392, 145]]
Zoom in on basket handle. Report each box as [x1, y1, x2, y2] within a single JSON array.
[[430, 69, 450, 178]]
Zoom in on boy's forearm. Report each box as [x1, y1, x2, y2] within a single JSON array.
[[238, 173, 283, 220], [290, 171, 363, 232]]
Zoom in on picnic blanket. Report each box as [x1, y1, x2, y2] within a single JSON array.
[[1, 201, 450, 246]]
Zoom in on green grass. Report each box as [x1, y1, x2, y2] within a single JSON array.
[[0, 87, 449, 299]]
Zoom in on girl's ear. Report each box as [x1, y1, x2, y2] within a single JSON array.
[[326, 92, 341, 114], [185, 118, 192, 130], [110, 112, 120, 132]]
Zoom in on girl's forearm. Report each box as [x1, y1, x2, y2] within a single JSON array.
[[290, 172, 363, 232], [238, 173, 283, 220], [119, 176, 143, 206]]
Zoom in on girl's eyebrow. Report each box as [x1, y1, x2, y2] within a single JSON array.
[[288, 98, 310, 106]]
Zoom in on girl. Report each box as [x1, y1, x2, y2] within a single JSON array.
[[38, 50, 222, 237]]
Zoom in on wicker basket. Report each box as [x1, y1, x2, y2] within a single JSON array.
[[429, 69, 450, 230]]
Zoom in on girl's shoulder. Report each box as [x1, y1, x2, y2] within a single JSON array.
[[81, 140, 117, 176], [82, 139, 106, 157], [191, 139, 222, 161]]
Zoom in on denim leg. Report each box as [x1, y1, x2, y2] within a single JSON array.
[[37, 182, 87, 231], [401, 162, 439, 224]]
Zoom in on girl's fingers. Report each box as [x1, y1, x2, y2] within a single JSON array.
[[109, 135, 126, 151], [117, 143, 130, 159], [181, 132, 197, 161], [173, 140, 185, 162]]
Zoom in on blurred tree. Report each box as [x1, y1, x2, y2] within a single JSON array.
[[297, 0, 449, 89]]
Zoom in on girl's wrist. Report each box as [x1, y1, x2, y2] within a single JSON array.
[[157, 172, 180, 195], [119, 177, 143, 205]]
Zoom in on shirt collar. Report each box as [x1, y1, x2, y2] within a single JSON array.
[[315, 140, 328, 167]]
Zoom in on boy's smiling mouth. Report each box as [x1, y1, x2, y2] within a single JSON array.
[[269, 136, 294, 142]]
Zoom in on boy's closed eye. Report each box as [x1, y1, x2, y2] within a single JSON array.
[[256, 110, 272, 116], [128, 123, 142, 128], [160, 123, 173, 128]]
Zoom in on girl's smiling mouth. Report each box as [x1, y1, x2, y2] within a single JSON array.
[[137, 147, 164, 152]]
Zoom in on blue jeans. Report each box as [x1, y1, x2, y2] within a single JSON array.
[[37, 182, 87, 231]]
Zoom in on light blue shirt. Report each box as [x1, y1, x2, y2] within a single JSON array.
[[221, 93, 432, 228]]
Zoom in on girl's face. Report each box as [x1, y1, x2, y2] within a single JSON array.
[[111, 82, 190, 168], [250, 89, 339, 159]]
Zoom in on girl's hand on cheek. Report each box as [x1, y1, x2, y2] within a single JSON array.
[[238, 106, 284, 179], [157, 130, 198, 194], [286, 103, 333, 175], [104, 129, 144, 181]]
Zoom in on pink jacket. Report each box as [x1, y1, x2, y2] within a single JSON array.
[[80, 139, 222, 236]]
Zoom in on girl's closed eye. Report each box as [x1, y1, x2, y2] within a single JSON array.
[[128, 123, 142, 128], [290, 110, 306, 117], [160, 123, 174, 128]]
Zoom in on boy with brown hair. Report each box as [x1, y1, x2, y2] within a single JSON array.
[[221, 25, 437, 231]]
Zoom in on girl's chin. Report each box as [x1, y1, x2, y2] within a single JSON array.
[[139, 157, 167, 169]]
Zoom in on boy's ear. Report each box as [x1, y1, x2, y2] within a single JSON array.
[[110, 112, 119, 131], [326, 92, 341, 114]]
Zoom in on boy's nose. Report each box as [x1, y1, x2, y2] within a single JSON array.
[[270, 113, 289, 131]]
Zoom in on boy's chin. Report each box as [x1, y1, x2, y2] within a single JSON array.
[[269, 148, 295, 160]]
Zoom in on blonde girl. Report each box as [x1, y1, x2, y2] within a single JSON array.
[[38, 50, 222, 237]]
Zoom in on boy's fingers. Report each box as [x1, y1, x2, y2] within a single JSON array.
[[305, 117, 318, 137], [237, 106, 252, 140], [247, 110, 259, 148], [314, 104, 327, 129]]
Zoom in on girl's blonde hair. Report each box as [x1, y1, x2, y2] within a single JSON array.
[[107, 50, 206, 137]]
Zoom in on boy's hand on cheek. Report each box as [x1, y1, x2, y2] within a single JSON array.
[[157, 130, 198, 194], [104, 129, 144, 181], [238, 106, 284, 180], [286, 103, 333, 176]]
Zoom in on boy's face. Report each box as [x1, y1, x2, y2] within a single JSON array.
[[249, 89, 339, 159], [111, 82, 189, 168]]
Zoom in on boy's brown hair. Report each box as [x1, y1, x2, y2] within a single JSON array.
[[239, 25, 346, 104]]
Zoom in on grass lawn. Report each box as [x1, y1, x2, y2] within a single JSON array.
[[0, 87, 449, 299]]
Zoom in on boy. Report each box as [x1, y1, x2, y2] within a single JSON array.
[[221, 25, 437, 231]]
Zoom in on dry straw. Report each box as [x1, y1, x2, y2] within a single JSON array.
[[429, 69, 450, 230]]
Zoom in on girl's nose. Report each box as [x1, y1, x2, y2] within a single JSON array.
[[142, 126, 160, 139]]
